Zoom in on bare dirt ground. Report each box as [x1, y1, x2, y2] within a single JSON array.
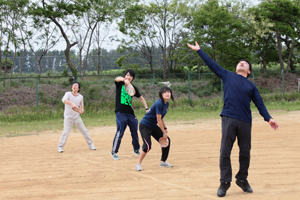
[[0, 111, 300, 200]]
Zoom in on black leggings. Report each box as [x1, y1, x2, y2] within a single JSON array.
[[139, 123, 171, 162]]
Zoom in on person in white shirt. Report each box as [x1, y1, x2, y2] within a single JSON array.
[[57, 82, 96, 153]]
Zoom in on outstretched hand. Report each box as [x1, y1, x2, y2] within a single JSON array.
[[269, 119, 279, 130], [187, 41, 201, 51]]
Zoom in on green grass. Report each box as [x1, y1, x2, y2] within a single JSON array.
[[2, 94, 300, 137]]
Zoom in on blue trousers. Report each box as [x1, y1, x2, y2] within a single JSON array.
[[112, 112, 140, 153]]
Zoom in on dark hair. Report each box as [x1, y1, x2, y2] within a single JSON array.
[[159, 86, 174, 102], [124, 69, 135, 81], [72, 82, 81, 92], [240, 59, 252, 78]]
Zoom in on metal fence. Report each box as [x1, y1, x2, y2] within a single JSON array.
[[1, 70, 300, 112]]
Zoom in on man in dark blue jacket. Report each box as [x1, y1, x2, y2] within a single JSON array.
[[187, 41, 279, 197]]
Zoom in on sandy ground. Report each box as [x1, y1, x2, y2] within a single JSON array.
[[0, 111, 300, 200]]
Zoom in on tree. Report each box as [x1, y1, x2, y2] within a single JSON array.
[[243, 6, 277, 73], [28, 0, 93, 76], [26, 20, 61, 77], [191, 0, 247, 70], [118, 3, 158, 73], [259, 0, 300, 72], [118, 0, 189, 77], [0, 58, 12, 72], [90, 22, 111, 74], [0, 0, 29, 86]]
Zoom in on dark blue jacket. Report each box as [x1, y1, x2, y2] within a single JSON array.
[[197, 49, 271, 124]]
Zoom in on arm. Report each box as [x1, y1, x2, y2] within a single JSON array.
[[252, 87, 272, 122], [79, 104, 84, 115], [252, 88, 278, 130], [139, 96, 149, 113], [64, 99, 77, 108], [162, 118, 167, 133], [116, 76, 132, 86], [157, 114, 167, 138], [187, 41, 227, 78], [115, 76, 125, 82]]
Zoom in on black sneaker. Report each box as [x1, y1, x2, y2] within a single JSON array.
[[236, 179, 253, 193], [217, 182, 231, 197]]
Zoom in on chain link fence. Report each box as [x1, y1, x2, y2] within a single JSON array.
[[1, 70, 300, 112]]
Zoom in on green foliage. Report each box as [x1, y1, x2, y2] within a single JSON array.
[[191, 0, 251, 70], [62, 68, 68, 76], [73, 69, 78, 76], [1, 58, 13, 72], [257, 86, 271, 94]]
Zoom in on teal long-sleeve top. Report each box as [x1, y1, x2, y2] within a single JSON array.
[[197, 49, 271, 124]]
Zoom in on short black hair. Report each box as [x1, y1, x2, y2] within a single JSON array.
[[240, 59, 252, 78], [72, 82, 81, 92], [159, 86, 174, 102], [124, 69, 136, 81]]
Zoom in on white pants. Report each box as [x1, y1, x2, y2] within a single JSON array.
[[57, 117, 95, 150]]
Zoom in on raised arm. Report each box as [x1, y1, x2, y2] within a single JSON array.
[[115, 76, 125, 82], [187, 41, 227, 78]]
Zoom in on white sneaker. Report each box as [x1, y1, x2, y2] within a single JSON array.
[[135, 163, 142, 171], [58, 148, 63, 153], [133, 150, 140, 156], [159, 161, 173, 168], [90, 146, 96, 150], [111, 152, 120, 160]]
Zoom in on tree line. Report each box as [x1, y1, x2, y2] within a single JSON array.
[[1, 0, 300, 86], [2, 48, 158, 74]]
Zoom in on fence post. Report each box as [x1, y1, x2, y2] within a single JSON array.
[[188, 72, 190, 104], [252, 70, 255, 84], [281, 70, 285, 99], [153, 73, 155, 104], [36, 77, 39, 111]]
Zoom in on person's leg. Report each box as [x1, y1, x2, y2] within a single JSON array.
[[217, 116, 237, 197], [136, 124, 152, 171], [220, 116, 237, 183], [151, 126, 172, 167], [112, 112, 128, 154], [127, 113, 140, 152], [138, 124, 152, 163], [74, 117, 96, 150], [235, 120, 252, 181], [57, 117, 74, 152]]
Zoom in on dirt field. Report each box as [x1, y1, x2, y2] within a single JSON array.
[[1, 111, 300, 200]]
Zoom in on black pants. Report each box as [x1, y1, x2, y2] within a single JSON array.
[[220, 116, 252, 183], [139, 123, 171, 162]]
